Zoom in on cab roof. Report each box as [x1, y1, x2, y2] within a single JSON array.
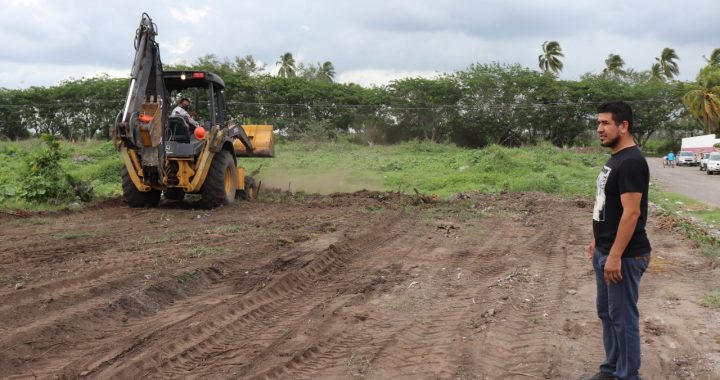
[[163, 71, 225, 91]]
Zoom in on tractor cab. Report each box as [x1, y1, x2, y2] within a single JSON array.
[[163, 71, 229, 129], [162, 71, 230, 157]]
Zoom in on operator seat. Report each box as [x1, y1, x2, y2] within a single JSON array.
[[167, 116, 192, 143]]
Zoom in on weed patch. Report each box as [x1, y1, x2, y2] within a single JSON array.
[[210, 224, 244, 234], [176, 270, 198, 285], [186, 244, 226, 258], [700, 290, 720, 309]]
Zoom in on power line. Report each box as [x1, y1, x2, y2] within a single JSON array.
[[0, 98, 684, 111]]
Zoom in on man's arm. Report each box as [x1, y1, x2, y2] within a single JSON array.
[[604, 192, 642, 283], [173, 107, 199, 127]]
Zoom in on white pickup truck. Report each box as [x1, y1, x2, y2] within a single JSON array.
[[707, 152, 720, 175]]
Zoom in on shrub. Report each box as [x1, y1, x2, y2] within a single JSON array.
[[20, 134, 92, 203]]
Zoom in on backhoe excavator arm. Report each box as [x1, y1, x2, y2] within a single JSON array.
[[114, 13, 168, 188]]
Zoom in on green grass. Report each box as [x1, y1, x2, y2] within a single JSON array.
[[1, 139, 609, 211], [651, 189, 720, 228], [386, 298, 419, 313], [701, 290, 720, 309], [136, 234, 172, 245], [186, 244, 227, 258], [0, 139, 121, 210], [243, 140, 608, 199], [650, 185, 720, 257], [0, 139, 717, 254], [55, 228, 107, 240], [209, 224, 244, 234]]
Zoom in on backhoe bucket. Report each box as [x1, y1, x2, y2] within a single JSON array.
[[234, 124, 274, 157], [138, 102, 163, 147]]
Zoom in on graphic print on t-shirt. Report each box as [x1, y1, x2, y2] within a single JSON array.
[[593, 165, 611, 221]]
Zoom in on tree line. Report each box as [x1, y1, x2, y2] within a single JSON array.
[[0, 47, 718, 148]]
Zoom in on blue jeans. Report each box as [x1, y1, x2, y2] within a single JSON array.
[[593, 249, 650, 380]]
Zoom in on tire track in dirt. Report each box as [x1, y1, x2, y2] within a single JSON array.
[[461, 225, 558, 378], [1, 198, 366, 378], [241, 216, 518, 378], [360, 219, 517, 379], [181, 220, 420, 379], [249, 207, 571, 379], [169, 217, 462, 379], [3, 192, 718, 379], [231, 225, 441, 379], [499, 221, 573, 378], [457, 203, 589, 379], [77, 212, 408, 378], [0, 238, 200, 338]]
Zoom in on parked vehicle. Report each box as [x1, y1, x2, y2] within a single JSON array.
[[680, 134, 720, 162], [707, 152, 720, 175], [676, 151, 697, 166], [699, 152, 711, 171]]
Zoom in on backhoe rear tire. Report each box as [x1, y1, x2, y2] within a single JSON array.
[[121, 167, 161, 207], [199, 150, 236, 209]]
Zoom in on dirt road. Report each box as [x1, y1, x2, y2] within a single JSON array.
[[647, 157, 720, 208], [1, 191, 719, 379]]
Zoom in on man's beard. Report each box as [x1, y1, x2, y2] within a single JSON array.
[[601, 135, 620, 148]]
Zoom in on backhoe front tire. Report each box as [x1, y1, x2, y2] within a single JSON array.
[[121, 167, 161, 207], [199, 150, 236, 209]]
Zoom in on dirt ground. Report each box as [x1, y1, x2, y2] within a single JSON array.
[[1, 190, 719, 379]]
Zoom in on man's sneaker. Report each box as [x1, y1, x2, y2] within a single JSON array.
[[581, 372, 615, 380]]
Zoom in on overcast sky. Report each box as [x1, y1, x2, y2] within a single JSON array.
[[1, 0, 718, 89]]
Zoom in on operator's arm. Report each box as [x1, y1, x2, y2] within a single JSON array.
[[186, 113, 200, 128], [173, 107, 199, 128], [604, 192, 642, 283]]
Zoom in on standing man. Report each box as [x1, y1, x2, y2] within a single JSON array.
[[172, 98, 200, 129], [585, 101, 651, 380]]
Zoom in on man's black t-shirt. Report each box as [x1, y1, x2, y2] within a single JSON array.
[[592, 145, 651, 257]]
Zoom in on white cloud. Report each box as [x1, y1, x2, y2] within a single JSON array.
[[0, 61, 128, 89], [169, 5, 211, 25], [8, 0, 40, 7], [1, 0, 718, 89], [165, 36, 193, 55]]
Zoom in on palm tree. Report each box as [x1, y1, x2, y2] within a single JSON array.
[[703, 48, 720, 68], [319, 61, 335, 82], [603, 54, 626, 76], [655, 48, 679, 80], [650, 63, 664, 81], [683, 66, 720, 133], [538, 41, 564, 75], [276, 52, 296, 78]]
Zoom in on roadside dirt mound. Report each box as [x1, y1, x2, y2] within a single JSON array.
[[1, 191, 718, 379]]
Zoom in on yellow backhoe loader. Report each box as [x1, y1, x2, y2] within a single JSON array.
[[113, 13, 273, 208]]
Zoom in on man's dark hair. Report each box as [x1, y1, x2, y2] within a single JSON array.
[[180, 98, 190, 103], [597, 101, 633, 132]]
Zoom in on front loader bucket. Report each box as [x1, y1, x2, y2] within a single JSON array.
[[234, 124, 275, 157]]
